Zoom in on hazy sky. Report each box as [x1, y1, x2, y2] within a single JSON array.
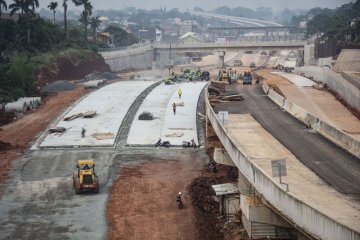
[[40, 0, 353, 12]]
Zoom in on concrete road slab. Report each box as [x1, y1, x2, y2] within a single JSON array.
[[161, 82, 207, 146], [126, 83, 179, 145], [227, 114, 360, 232], [271, 72, 316, 87], [38, 81, 157, 148]]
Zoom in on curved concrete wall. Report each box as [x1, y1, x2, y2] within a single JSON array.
[[262, 82, 360, 159], [295, 66, 360, 112], [205, 88, 360, 240]]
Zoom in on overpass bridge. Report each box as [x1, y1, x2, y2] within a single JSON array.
[[100, 41, 306, 71], [154, 41, 306, 53]]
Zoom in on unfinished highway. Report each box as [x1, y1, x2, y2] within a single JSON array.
[[212, 84, 360, 198]]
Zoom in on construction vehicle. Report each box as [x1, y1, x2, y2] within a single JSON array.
[[243, 71, 252, 85], [73, 159, 99, 194]]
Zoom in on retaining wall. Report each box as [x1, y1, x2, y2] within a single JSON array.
[[263, 81, 360, 159], [205, 88, 360, 240], [100, 46, 155, 72], [294, 66, 360, 112]]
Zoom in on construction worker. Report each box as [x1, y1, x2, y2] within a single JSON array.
[[172, 102, 176, 115], [178, 88, 182, 99], [81, 127, 86, 138]]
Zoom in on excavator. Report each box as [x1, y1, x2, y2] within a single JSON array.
[[73, 159, 99, 194]]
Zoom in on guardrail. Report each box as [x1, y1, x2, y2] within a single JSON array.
[[262, 82, 360, 159], [205, 87, 360, 240]]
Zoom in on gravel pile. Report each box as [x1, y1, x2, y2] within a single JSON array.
[[85, 71, 118, 81], [138, 111, 154, 120], [41, 80, 75, 93]]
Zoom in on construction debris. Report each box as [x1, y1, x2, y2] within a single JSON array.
[[64, 113, 83, 121], [210, 81, 227, 93], [138, 111, 154, 120], [48, 127, 66, 133], [164, 132, 184, 138], [221, 94, 244, 101], [208, 86, 221, 96], [83, 111, 97, 118], [209, 94, 244, 104], [92, 132, 115, 140]]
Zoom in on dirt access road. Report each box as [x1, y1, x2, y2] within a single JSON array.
[[107, 155, 203, 240]]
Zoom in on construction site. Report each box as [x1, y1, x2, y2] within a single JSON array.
[[1, 5, 360, 240]]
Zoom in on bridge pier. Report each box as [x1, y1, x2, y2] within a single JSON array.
[[218, 51, 225, 67]]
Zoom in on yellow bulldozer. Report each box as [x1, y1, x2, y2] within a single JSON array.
[[73, 159, 99, 194]]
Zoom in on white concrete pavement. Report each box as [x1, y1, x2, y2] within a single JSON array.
[[126, 83, 179, 145], [272, 72, 316, 87], [127, 82, 207, 146], [39, 80, 158, 148]]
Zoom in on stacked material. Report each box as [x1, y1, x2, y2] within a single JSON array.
[[4, 97, 42, 113], [211, 81, 227, 93]]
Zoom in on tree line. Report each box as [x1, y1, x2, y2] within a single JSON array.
[[0, 0, 137, 102]]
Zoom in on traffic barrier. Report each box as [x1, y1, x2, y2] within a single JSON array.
[[262, 81, 360, 159]]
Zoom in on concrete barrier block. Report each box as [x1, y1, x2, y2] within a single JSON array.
[[262, 82, 270, 94], [317, 121, 360, 159], [268, 89, 285, 107]]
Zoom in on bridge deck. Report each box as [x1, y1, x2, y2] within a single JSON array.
[[226, 113, 360, 232]]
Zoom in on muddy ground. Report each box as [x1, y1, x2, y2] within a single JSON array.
[[107, 153, 240, 240]]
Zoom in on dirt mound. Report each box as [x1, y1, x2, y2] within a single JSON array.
[[0, 112, 15, 126], [0, 141, 15, 151], [35, 51, 111, 87], [188, 165, 239, 240], [40, 80, 75, 93]]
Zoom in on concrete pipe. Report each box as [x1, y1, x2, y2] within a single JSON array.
[[4, 101, 27, 113], [83, 80, 104, 88]]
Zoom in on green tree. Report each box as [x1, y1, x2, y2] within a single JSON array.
[[9, 0, 39, 45], [89, 16, 100, 42], [0, 0, 7, 16], [47, 1, 58, 24], [104, 25, 137, 47], [62, 0, 68, 37], [6, 54, 35, 95], [72, 0, 93, 48]]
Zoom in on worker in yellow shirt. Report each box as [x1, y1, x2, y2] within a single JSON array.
[[178, 88, 182, 99]]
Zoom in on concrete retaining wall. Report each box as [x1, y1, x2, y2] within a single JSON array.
[[100, 46, 155, 72], [205, 88, 360, 240], [294, 66, 360, 112], [263, 81, 360, 159]]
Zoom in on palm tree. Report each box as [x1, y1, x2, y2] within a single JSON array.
[[9, 0, 39, 45], [62, 0, 67, 37], [47, 2, 58, 24], [89, 16, 100, 43], [0, 0, 7, 17], [72, 0, 92, 48]]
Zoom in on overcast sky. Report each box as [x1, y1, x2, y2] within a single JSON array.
[[40, 0, 353, 12]]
